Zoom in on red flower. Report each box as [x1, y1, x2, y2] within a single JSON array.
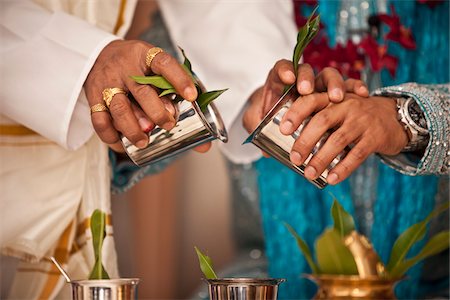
[[417, 0, 444, 8], [377, 5, 416, 50], [359, 36, 398, 77]]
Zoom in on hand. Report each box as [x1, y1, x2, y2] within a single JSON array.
[[288, 94, 408, 185], [84, 40, 198, 152], [243, 60, 369, 135]]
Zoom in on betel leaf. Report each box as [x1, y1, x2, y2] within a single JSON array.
[[131, 75, 175, 90], [316, 229, 358, 275], [292, 8, 320, 76], [159, 88, 177, 97], [194, 246, 218, 279], [178, 46, 193, 74], [197, 89, 228, 111], [89, 209, 110, 280], [331, 197, 355, 238], [284, 222, 319, 274], [389, 230, 450, 278], [386, 201, 450, 274]]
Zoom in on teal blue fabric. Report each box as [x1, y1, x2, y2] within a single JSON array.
[[257, 1, 448, 299]]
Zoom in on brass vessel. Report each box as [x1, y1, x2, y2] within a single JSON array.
[[305, 274, 400, 300]]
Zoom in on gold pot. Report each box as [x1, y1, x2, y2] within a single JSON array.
[[305, 274, 401, 300]]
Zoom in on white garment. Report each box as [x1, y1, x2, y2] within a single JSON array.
[[158, 0, 297, 164], [0, 0, 136, 150], [0, 0, 137, 298]]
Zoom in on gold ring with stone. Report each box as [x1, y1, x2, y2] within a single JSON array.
[[90, 103, 109, 114], [145, 47, 164, 69], [102, 87, 127, 108]]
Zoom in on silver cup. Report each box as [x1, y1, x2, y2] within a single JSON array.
[[245, 85, 348, 189], [71, 278, 139, 300], [122, 99, 228, 166], [206, 278, 285, 300]]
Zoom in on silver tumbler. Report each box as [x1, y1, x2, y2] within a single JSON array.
[[206, 278, 285, 300], [245, 85, 348, 189], [122, 99, 228, 166], [71, 278, 139, 300]]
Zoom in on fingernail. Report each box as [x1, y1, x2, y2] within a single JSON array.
[[280, 120, 294, 134], [331, 88, 343, 101], [136, 139, 148, 149], [184, 86, 197, 101], [286, 70, 296, 82], [327, 173, 339, 185], [300, 81, 312, 94], [138, 117, 152, 132], [304, 166, 317, 179], [290, 151, 302, 165], [162, 121, 175, 131], [358, 85, 368, 94]]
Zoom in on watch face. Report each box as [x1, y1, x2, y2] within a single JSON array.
[[407, 99, 428, 130]]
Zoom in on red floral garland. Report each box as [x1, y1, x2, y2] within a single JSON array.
[[292, 0, 441, 79]]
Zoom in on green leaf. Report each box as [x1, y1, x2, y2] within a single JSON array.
[[284, 223, 319, 274], [178, 46, 193, 73], [389, 231, 450, 278], [331, 198, 355, 238], [386, 202, 450, 273], [316, 229, 358, 275], [292, 8, 320, 76], [159, 88, 177, 97], [194, 246, 218, 279], [89, 210, 110, 280], [197, 89, 228, 111], [130, 75, 174, 89]]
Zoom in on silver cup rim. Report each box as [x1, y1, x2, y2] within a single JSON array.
[[193, 100, 228, 143], [206, 278, 286, 286], [70, 278, 140, 286]]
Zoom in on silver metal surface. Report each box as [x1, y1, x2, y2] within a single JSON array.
[[122, 100, 227, 166], [207, 278, 285, 300], [71, 278, 139, 300], [245, 85, 348, 189]]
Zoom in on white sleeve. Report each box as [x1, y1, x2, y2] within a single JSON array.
[[0, 0, 120, 150], [158, 0, 297, 164]]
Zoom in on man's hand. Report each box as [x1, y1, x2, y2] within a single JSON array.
[[84, 40, 199, 152], [289, 94, 408, 185]]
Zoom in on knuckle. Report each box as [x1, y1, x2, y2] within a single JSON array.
[[92, 116, 111, 133], [293, 137, 310, 152], [109, 98, 129, 116], [150, 109, 169, 124], [126, 131, 144, 143], [154, 53, 173, 69], [350, 147, 368, 161], [311, 154, 328, 169], [315, 111, 331, 125], [330, 131, 349, 147]]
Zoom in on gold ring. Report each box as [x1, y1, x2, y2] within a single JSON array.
[[145, 47, 164, 69], [102, 87, 127, 108], [90, 103, 108, 114]]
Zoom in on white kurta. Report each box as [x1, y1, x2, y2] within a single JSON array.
[[0, 0, 137, 298], [158, 0, 297, 164]]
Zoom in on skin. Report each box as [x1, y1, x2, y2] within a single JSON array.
[[244, 61, 407, 185], [84, 40, 211, 153]]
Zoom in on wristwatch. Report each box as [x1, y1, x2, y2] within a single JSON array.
[[396, 96, 429, 152]]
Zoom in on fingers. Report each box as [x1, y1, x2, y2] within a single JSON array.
[[149, 51, 197, 101], [345, 78, 369, 97], [296, 63, 315, 95], [262, 59, 295, 113], [279, 92, 330, 135], [108, 142, 126, 153], [315, 67, 345, 102], [126, 78, 176, 131], [108, 94, 149, 148], [289, 104, 343, 167], [302, 126, 362, 182], [130, 102, 154, 133], [91, 109, 120, 144], [326, 140, 374, 185], [243, 88, 265, 133], [193, 142, 211, 153]]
